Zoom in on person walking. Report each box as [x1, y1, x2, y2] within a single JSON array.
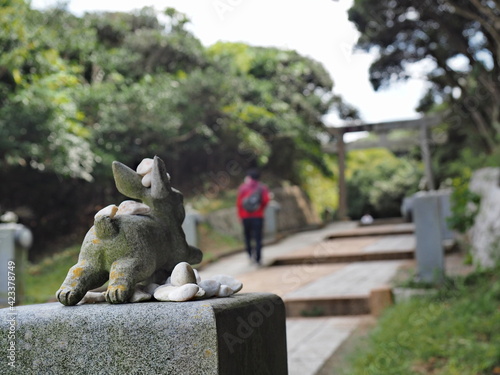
[[237, 169, 270, 265]]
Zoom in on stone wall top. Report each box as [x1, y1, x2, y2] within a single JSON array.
[[469, 167, 500, 268], [1, 293, 287, 375]]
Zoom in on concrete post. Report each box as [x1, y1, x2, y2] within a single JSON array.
[[0, 224, 32, 306], [337, 129, 348, 220], [264, 200, 281, 241], [182, 208, 202, 248], [435, 190, 454, 241], [420, 124, 435, 190], [413, 192, 445, 283]]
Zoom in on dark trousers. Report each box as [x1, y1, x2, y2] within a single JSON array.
[[242, 218, 264, 263]]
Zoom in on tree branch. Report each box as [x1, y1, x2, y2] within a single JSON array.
[[470, 109, 496, 152], [445, 0, 500, 65], [469, 0, 500, 22]]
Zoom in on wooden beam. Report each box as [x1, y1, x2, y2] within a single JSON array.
[[325, 116, 443, 135], [323, 137, 421, 153], [420, 124, 435, 190], [325, 115, 443, 219], [336, 130, 348, 220]]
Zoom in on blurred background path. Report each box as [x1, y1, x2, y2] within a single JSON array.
[[200, 220, 470, 375]]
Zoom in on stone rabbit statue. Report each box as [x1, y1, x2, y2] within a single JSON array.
[[57, 156, 202, 305]]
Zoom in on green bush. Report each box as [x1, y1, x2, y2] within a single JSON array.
[[346, 149, 423, 219], [447, 176, 481, 234]]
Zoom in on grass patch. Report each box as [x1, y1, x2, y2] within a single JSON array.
[[23, 245, 80, 304], [197, 222, 242, 267], [188, 190, 238, 214], [342, 267, 500, 375]]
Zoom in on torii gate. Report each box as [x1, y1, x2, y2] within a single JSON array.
[[324, 116, 443, 220]]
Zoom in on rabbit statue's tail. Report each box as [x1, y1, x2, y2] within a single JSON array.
[[94, 205, 119, 239]]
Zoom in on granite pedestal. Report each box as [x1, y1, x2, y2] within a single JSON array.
[[1, 293, 287, 375]]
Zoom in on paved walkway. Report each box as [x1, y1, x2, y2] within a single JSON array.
[[286, 316, 361, 375], [198, 221, 419, 375], [199, 221, 358, 279], [199, 221, 473, 374]]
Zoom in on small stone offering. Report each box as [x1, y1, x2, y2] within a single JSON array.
[[216, 285, 234, 297], [170, 262, 197, 286], [75, 260, 243, 304], [210, 274, 243, 293], [198, 280, 221, 298], [136, 158, 154, 176], [116, 200, 151, 216], [154, 285, 178, 302], [130, 288, 152, 303], [168, 284, 201, 302], [193, 269, 201, 283], [141, 173, 152, 188], [78, 291, 106, 304], [94, 205, 118, 220]]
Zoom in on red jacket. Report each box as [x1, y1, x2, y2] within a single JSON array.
[[237, 179, 270, 219]]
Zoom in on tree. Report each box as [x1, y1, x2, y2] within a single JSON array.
[[346, 149, 423, 219], [348, 0, 500, 181], [207, 42, 358, 183], [0, 0, 95, 180], [1, 3, 358, 256]]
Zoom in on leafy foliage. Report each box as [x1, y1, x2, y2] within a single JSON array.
[[0, 0, 95, 180], [298, 158, 339, 218], [346, 149, 423, 219], [348, 0, 500, 184], [0, 2, 356, 256], [447, 175, 481, 233]]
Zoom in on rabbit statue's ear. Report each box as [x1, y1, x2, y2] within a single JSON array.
[[151, 156, 172, 199], [112, 161, 145, 200]]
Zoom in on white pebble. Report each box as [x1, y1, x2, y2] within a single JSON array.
[[169, 284, 200, 302], [216, 285, 235, 297], [94, 205, 118, 220], [130, 289, 152, 303], [141, 173, 152, 188], [195, 287, 206, 299], [116, 200, 151, 216], [171, 262, 197, 286], [198, 279, 221, 298], [78, 291, 106, 304], [154, 285, 178, 301], [193, 268, 201, 284], [136, 158, 154, 176], [211, 275, 243, 293]]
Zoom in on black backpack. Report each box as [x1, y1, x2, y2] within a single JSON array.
[[242, 186, 263, 212]]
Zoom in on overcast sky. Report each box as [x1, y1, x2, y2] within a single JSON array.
[[32, 0, 429, 126]]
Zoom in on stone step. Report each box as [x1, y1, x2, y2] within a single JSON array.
[[284, 286, 393, 318], [272, 249, 414, 266], [238, 260, 404, 317], [326, 223, 415, 239], [271, 234, 416, 265], [284, 295, 369, 317], [272, 242, 456, 267]]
